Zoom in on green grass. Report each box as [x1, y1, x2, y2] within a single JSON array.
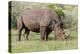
[[10, 29, 78, 53]]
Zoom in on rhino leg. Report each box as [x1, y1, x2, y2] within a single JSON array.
[[17, 17, 23, 41], [24, 28, 30, 40], [46, 32, 50, 40], [40, 26, 47, 40], [18, 27, 23, 41]]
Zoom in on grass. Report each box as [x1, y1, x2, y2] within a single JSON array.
[[9, 29, 78, 53]]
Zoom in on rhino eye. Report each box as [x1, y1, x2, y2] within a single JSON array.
[[60, 22, 64, 28]]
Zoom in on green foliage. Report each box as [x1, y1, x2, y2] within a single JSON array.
[[47, 4, 55, 9], [55, 7, 64, 16], [47, 4, 64, 16], [63, 6, 78, 29], [11, 16, 17, 28], [10, 1, 78, 31]]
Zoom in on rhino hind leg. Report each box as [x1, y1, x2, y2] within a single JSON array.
[[18, 27, 23, 41], [24, 28, 30, 40]]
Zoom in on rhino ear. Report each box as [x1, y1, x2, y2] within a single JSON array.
[[58, 16, 64, 21]]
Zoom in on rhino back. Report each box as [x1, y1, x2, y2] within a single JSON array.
[[21, 9, 58, 32]]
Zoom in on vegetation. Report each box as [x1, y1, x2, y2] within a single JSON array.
[[10, 1, 78, 30], [11, 29, 78, 53], [9, 1, 78, 53]]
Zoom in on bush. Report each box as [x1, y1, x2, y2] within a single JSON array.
[[10, 2, 78, 31]]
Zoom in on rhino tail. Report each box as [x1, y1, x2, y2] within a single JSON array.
[[16, 16, 23, 30]]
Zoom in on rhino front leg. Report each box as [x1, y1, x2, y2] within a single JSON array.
[[46, 32, 50, 40], [40, 26, 47, 40]]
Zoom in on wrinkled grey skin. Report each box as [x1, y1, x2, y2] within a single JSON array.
[[17, 9, 66, 41]]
